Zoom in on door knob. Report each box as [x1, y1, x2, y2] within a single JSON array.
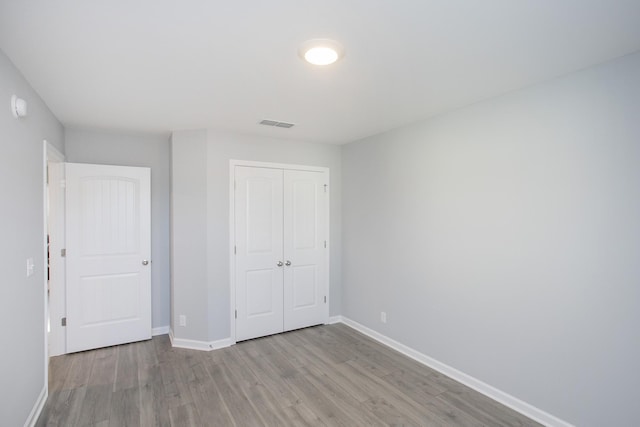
[[285, 260, 291, 266], [142, 260, 149, 265], [277, 261, 283, 267]]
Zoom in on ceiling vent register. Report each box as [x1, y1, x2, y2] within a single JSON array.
[[259, 119, 295, 128]]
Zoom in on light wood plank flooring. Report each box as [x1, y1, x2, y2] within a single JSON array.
[[37, 324, 541, 426]]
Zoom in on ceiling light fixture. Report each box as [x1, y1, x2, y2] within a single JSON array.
[[299, 39, 345, 66]]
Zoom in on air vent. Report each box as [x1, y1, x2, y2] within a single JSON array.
[[259, 119, 295, 129], [275, 122, 294, 128]]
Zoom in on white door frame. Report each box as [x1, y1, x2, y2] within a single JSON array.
[[229, 160, 330, 344], [43, 140, 65, 401], [45, 142, 66, 357]]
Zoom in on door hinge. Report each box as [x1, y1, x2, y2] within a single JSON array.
[[61, 317, 67, 327], [324, 240, 327, 248], [60, 248, 66, 257], [235, 310, 237, 319], [234, 245, 237, 255], [324, 296, 327, 304], [324, 184, 328, 193], [60, 179, 66, 188], [234, 180, 236, 190]]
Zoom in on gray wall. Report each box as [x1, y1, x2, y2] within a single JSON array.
[[170, 130, 209, 340], [171, 129, 341, 342], [341, 52, 640, 427], [0, 49, 64, 425], [65, 128, 171, 330]]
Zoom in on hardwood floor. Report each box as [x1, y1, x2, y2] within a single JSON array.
[[37, 324, 541, 426]]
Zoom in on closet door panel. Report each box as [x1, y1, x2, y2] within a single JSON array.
[[235, 166, 284, 341], [283, 170, 327, 331]]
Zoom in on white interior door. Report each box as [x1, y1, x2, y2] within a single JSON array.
[[65, 163, 151, 353], [283, 170, 327, 331], [235, 166, 284, 341]]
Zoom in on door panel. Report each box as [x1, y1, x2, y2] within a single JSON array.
[[66, 163, 151, 353], [235, 166, 284, 341], [246, 269, 277, 316], [80, 273, 140, 324], [79, 177, 139, 255], [283, 170, 327, 331], [291, 179, 317, 249], [292, 265, 317, 308]]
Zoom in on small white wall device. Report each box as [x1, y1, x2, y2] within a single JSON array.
[[11, 95, 28, 118]]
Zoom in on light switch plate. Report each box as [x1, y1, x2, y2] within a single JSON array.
[[26, 258, 35, 277]]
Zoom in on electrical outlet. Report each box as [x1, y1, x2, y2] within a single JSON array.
[[381, 311, 387, 323], [179, 315, 187, 327]]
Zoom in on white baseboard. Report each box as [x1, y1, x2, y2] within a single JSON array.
[[152, 325, 170, 336], [24, 385, 47, 427], [338, 316, 573, 427], [169, 328, 233, 352], [328, 315, 344, 324]]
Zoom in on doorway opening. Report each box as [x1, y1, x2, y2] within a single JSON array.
[[44, 141, 66, 358]]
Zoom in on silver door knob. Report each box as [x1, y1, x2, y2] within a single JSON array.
[[142, 260, 149, 265], [277, 261, 283, 267], [285, 260, 291, 266]]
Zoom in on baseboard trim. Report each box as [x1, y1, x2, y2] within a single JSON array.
[[24, 385, 47, 427], [338, 316, 573, 427], [152, 325, 170, 336], [169, 329, 233, 352], [328, 315, 343, 324]]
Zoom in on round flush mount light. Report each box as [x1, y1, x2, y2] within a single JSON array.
[[299, 39, 345, 66]]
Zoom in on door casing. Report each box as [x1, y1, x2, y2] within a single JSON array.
[[45, 141, 66, 357], [229, 160, 330, 344]]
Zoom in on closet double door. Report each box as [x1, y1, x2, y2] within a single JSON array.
[[234, 165, 328, 342]]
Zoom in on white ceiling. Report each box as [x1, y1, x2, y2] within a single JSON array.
[[1, 1, 640, 144]]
